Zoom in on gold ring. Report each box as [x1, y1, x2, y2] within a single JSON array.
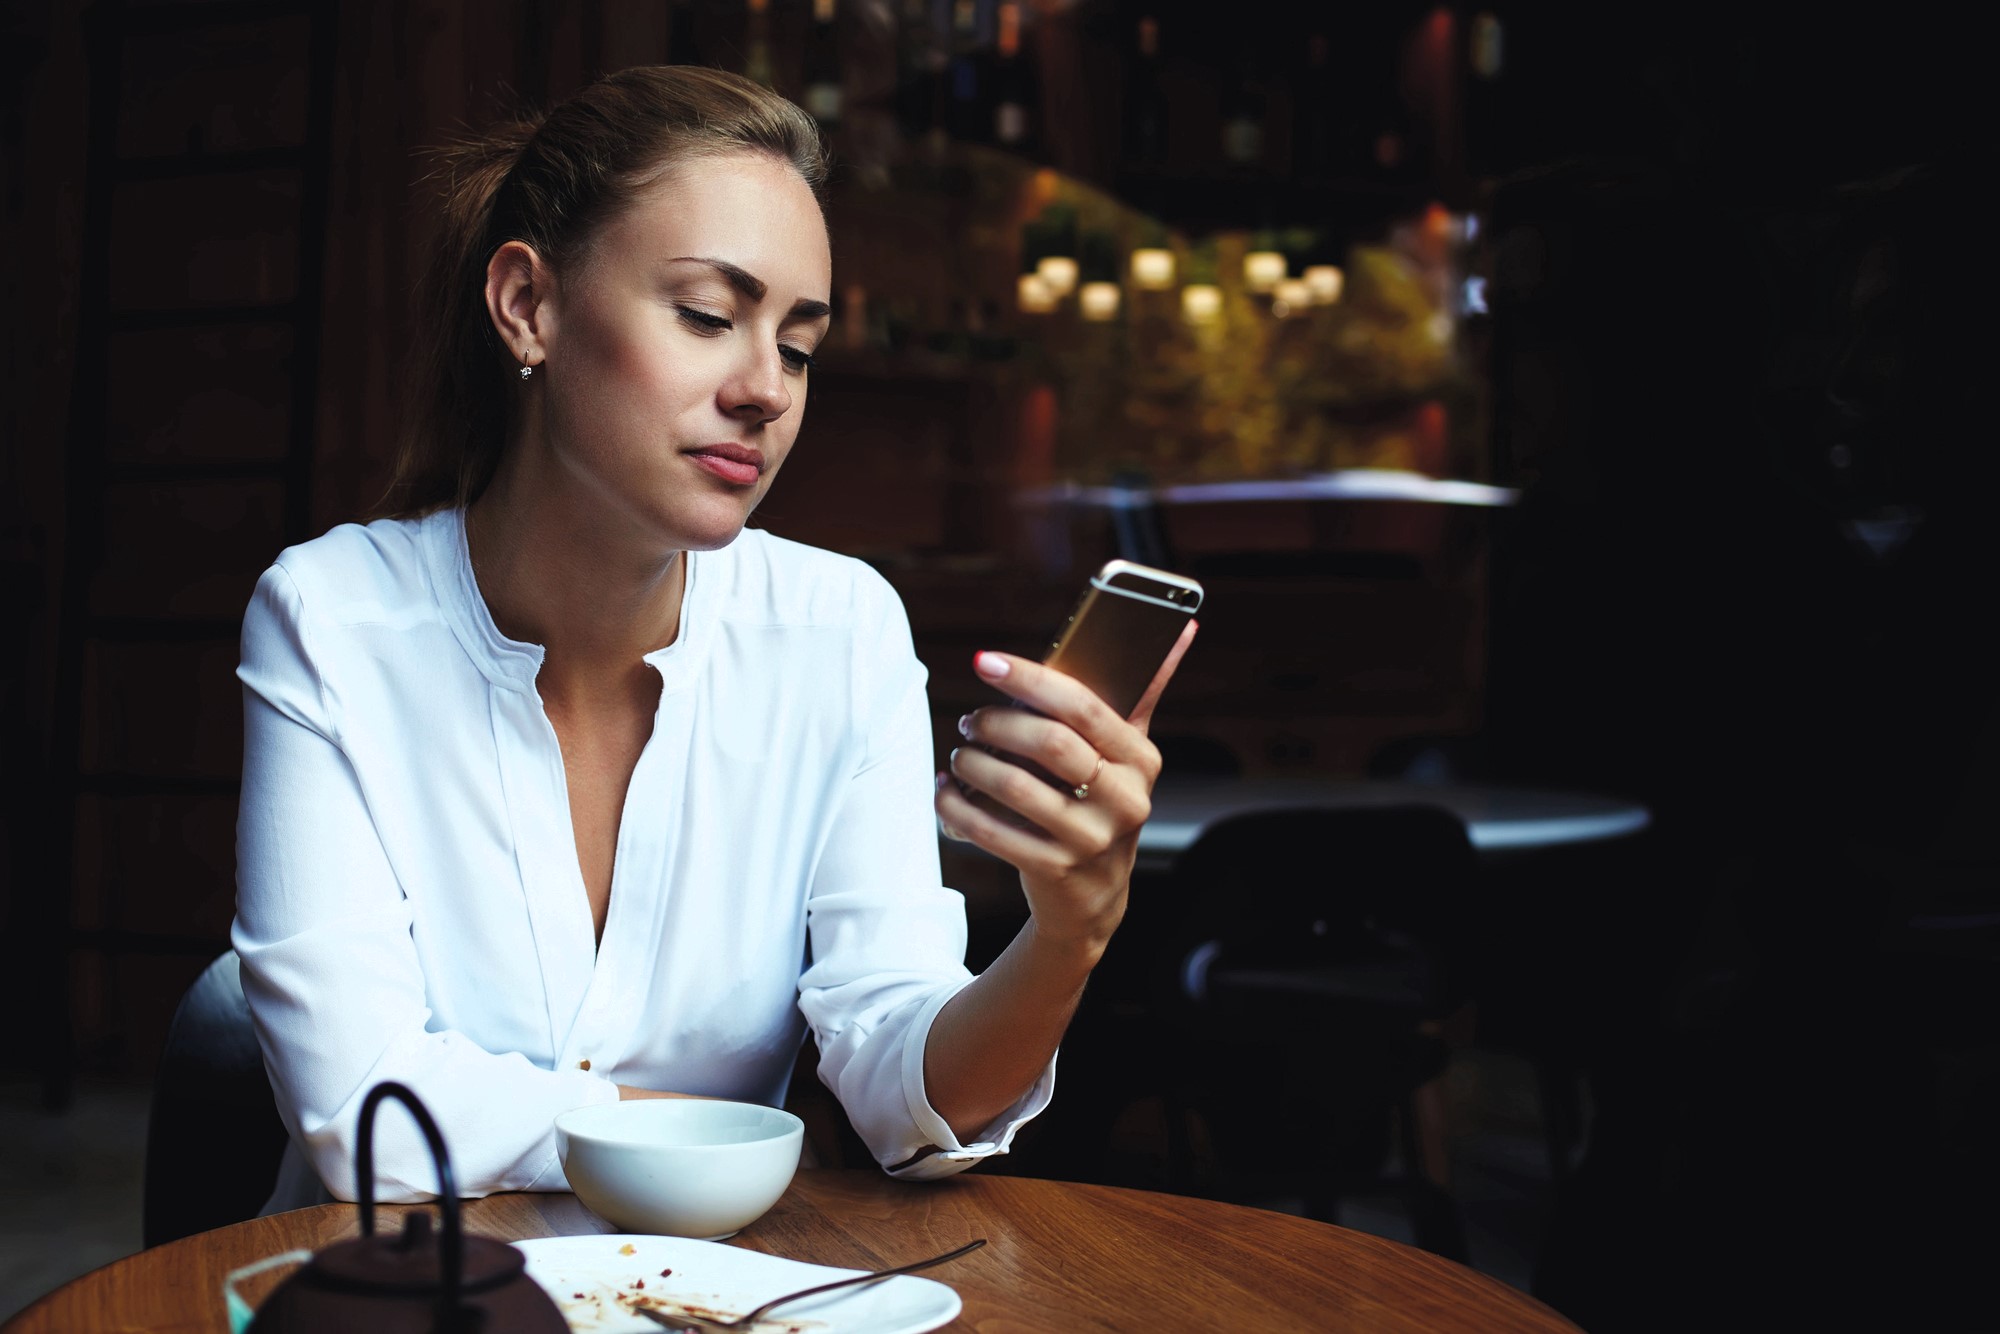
[[1072, 753, 1107, 801]]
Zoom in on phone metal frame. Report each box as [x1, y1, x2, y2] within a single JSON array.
[[1043, 559, 1204, 718]]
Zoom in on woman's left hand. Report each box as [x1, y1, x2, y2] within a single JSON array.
[[937, 621, 1197, 958]]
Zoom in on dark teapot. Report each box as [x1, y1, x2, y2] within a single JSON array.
[[246, 1081, 568, 1333]]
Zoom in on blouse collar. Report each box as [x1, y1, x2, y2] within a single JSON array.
[[424, 505, 717, 697]]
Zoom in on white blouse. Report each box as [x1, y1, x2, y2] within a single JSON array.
[[232, 507, 1050, 1208]]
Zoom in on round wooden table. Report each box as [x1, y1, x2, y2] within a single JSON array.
[[5, 1170, 1577, 1333]]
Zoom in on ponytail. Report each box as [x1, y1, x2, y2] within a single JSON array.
[[382, 117, 542, 517]]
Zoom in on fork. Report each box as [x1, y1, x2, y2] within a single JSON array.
[[634, 1238, 987, 1332]]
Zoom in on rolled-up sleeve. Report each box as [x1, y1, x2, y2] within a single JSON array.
[[797, 576, 1054, 1177], [233, 563, 617, 1203]]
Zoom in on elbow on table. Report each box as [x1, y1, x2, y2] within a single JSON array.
[[296, 1098, 508, 1205]]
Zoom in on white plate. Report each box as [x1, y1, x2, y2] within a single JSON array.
[[515, 1234, 962, 1334]]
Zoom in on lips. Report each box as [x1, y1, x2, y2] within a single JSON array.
[[684, 443, 764, 486]]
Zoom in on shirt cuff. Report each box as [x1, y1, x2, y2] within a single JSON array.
[[523, 1073, 623, 1191], [889, 984, 1057, 1181]]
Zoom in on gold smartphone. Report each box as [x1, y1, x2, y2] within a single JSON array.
[[961, 560, 1204, 815], [1043, 559, 1204, 718]]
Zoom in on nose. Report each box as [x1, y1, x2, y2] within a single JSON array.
[[721, 340, 792, 424]]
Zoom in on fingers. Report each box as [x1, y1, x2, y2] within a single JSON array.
[[935, 754, 1146, 879], [971, 650, 1141, 765], [935, 771, 1069, 877], [944, 640, 1183, 887], [948, 743, 1113, 832], [956, 707, 1103, 791], [1128, 619, 1198, 736]]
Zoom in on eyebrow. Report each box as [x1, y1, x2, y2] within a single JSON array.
[[672, 256, 832, 322]]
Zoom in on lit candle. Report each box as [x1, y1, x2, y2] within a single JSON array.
[[1017, 272, 1057, 313], [1304, 264, 1344, 304], [1243, 250, 1286, 293], [1037, 254, 1079, 297], [1181, 284, 1222, 323], [1079, 281, 1121, 321], [1131, 247, 1175, 290]]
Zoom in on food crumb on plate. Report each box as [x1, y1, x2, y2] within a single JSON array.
[[618, 1243, 637, 1256]]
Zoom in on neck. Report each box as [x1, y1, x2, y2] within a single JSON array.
[[464, 445, 687, 708]]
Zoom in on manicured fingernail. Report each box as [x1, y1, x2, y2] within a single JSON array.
[[935, 770, 948, 792], [975, 652, 1010, 679], [948, 747, 961, 767], [957, 713, 972, 738]]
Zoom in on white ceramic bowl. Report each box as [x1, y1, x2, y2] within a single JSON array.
[[554, 1100, 804, 1240]]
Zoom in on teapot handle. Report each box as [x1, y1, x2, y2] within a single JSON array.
[[354, 1081, 464, 1323]]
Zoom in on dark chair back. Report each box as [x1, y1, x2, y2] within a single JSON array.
[[1153, 804, 1479, 1256], [142, 951, 290, 1247], [1163, 804, 1477, 1015]]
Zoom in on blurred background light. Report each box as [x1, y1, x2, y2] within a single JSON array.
[[1181, 283, 1222, 322], [1131, 247, 1175, 289], [1304, 264, 1345, 303]]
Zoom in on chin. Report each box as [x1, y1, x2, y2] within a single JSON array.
[[656, 496, 761, 554], [684, 523, 750, 553]]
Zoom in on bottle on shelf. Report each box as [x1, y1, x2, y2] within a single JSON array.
[[1124, 13, 1168, 168], [667, 0, 705, 66], [1220, 43, 1266, 169], [1294, 30, 1334, 179], [945, 0, 987, 144], [745, 0, 775, 89], [992, 0, 1030, 150], [804, 0, 844, 129], [891, 0, 960, 162]]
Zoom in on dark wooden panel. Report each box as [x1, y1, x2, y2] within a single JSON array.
[[105, 322, 294, 463], [79, 638, 244, 780], [114, 14, 312, 159], [89, 478, 285, 619], [108, 170, 301, 311], [72, 793, 238, 943]]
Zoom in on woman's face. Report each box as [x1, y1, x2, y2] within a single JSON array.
[[531, 150, 832, 552]]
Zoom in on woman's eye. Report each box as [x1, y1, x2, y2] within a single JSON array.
[[677, 307, 731, 332], [680, 305, 812, 373]]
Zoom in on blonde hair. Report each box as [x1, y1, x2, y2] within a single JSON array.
[[381, 66, 827, 517]]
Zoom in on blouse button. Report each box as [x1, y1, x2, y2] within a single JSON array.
[[578, 1058, 592, 1071]]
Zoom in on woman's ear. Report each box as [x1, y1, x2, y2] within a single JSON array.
[[485, 240, 550, 367]]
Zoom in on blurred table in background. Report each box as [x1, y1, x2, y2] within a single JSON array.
[[1138, 776, 1651, 872]]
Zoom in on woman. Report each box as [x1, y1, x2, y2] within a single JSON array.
[[233, 65, 1192, 1208]]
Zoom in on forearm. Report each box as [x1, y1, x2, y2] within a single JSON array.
[[922, 916, 1102, 1142], [617, 1086, 713, 1100], [923, 631, 1194, 1146]]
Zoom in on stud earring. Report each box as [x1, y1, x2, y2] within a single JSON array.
[[519, 363, 534, 380]]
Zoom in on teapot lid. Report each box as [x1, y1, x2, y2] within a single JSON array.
[[307, 1212, 526, 1297]]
